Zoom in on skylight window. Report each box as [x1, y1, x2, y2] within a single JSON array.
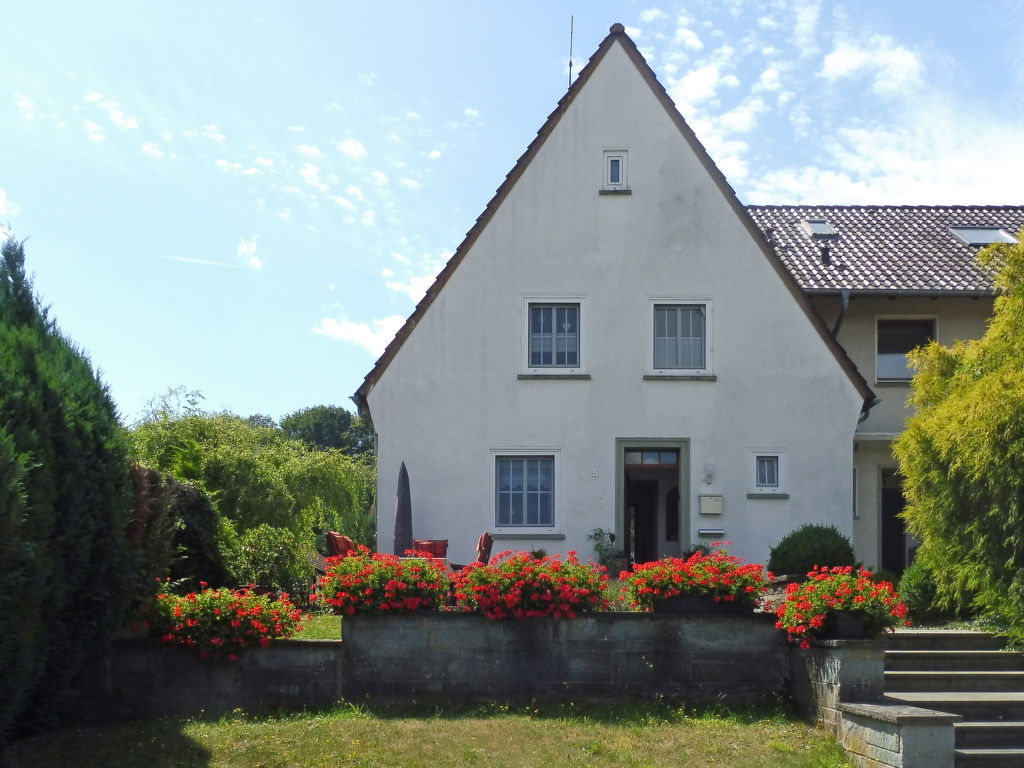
[[800, 219, 837, 238], [950, 226, 1018, 246]]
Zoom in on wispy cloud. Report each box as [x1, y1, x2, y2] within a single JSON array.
[[399, 178, 422, 190], [299, 163, 328, 191], [83, 120, 106, 141], [312, 314, 405, 356], [236, 236, 261, 269], [164, 255, 241, 268], [336, 139, 367, 159], [0, 188, 21, 216], [141, 142, 164, 158], [202, 124, 225, 142], [296, 144, 323, 158], [97, 99, 139, 130], [287, 125, 304, 132], [821, 36, 924, 94], [14, 92, 37, 119]]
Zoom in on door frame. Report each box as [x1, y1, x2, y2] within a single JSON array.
[[615, 438, 690, 558]]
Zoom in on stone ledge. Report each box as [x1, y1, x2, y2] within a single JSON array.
[[840, 701, 963, 723]]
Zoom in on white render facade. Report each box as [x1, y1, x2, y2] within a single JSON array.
[[357, 27, 871, 567]]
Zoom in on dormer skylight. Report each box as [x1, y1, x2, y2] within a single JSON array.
[[801, 218, 837, 239], [950, 226, 1018, 246]]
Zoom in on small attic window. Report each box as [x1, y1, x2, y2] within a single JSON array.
[[949, 226, 1018, 246], [801, 219, 837, 238], [600, 150, 630, 194]]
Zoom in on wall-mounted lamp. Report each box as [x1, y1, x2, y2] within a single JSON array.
[[702, 458, 715, 485]]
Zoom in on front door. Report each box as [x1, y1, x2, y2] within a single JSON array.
[[880, 468, 909, 574], [617, 439, 689, 564]]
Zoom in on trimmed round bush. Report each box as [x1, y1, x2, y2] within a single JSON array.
[[767, 523, 855, 577]]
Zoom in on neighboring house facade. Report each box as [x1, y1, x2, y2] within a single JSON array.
[[354, 24, 1024, 570]]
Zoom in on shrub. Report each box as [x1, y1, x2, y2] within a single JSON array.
[[232, 523, 313, 595], [776, 566, 910, 649], [0, 237, 134, 741], [454, 550, 609, 619], [142, 585, 307, 660], [618, 546, 771, 612], [897, 559, 967, 624], [313, 546, 450, 615], [767, 524, 855, 576], [587, 528, 620, 571]]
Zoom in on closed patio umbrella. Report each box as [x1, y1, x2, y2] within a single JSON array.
[[394, 461, 413, 555]]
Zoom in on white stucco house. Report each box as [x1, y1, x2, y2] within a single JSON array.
[[353, 24, 1024, 571]]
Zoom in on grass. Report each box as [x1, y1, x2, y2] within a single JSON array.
[[6, 700, 851, 768], [293, 611, 342, 640]]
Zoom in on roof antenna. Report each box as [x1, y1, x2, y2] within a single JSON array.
[[568, 16, 574, 87]]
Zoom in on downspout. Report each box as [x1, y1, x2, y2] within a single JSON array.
[[831, 289, 850, 339]]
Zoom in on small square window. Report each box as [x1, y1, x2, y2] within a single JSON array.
[[750, 450, 785, 495], [877, 318, 935, 381], [603, 150, 628, 190]]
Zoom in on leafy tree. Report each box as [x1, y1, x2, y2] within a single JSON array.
[[894, 231, 1024, 641], [280, 404, 375, 456], [0, 236, 134, 741]]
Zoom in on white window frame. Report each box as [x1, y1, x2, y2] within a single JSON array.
[[876, 315, 936, 383], [646, 297, 713, 376], [490, 448, 561, 532], [521, 295, 588, 376], [750, 449, 786, 495], [603, 149, 628, 191]]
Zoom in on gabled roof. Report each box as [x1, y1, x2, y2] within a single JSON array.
[[748, 205, 1024, 295], [354, 24, 876, 416]]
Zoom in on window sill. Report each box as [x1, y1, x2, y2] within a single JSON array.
[[598, 188, 632, 195], [746, 493, 790, 500], [491, 532, 566, 540], [875, 380, 911, 387], [643, 374, 717, 381], [518, 373, 591, 380]]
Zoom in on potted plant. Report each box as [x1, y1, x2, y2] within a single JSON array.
[[312, 545, 450, 615], [775, 565, 910, 648], [618, 545, 771, 612], [453, 550, 609, 619]]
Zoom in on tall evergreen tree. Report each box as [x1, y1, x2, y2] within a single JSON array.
[[0, 237, 134, 743]]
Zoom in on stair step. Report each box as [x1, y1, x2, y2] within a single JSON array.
[[955, 721, 1024, 749], [887, 650, 1024, 672], [955, 747, 1024, 767], [889, 630, 1006, 652], [886, 670, 1024, 693], [885, 691, 1024, 721]]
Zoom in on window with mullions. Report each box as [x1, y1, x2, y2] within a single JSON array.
[[496, 456, 554, 527], [654, 304, 706, 370], [529, 304, 579, 367], [755, 455, 779, 489]]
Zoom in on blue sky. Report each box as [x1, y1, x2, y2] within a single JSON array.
[[3, 1, 1023, 424]]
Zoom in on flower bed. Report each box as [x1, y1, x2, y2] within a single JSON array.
[[312, 545, 450, 615], [618, 546, 771, 612], [453, 550, 609, 619], [775, 565, 910, 649], [142, 584, 308, 660]]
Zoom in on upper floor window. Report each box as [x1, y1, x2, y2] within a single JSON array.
[[650, 301, 711, 374], [529, 304, 579, 367], [603, 150, 628, 191], [749, 449, 786, 496], [877, 318, 935, 382]]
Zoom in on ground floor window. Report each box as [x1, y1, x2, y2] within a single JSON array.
[[495, 456, 553, 526]]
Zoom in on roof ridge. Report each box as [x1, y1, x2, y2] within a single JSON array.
[[747, 204, 1024, 211]]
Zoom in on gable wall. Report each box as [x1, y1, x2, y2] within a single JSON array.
[[368, 42, 865, 565]]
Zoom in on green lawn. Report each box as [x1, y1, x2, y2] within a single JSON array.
[[7, 701, 850, 768], [293, 611, 342, 639]]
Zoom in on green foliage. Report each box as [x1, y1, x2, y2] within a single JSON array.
[[767, 524, 856, 576], [587, 527, 620, 570], [231, 523, 313, 595], [280, 404, 374, 456], [130, 406, 376, 549], [315, 548, 450, 615], [896, 559, 949, 624], [0, 236, 134, 741], [894, 231, 1024, 642]]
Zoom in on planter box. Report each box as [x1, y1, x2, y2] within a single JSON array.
[[652, 594, 751, 614]]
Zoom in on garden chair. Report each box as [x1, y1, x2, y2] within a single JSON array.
[[450, 531, 493, 571], [326, 531, 357, 557], [412, 538, 449, 558]]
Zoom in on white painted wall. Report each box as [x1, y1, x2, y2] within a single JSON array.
[[367, 40, 865, 566]]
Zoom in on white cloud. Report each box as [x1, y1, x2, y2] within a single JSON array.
[[296, 144, 323, 159], [202, 124, 225, 142], [672, 14, 704, 50], [336, 138, 368, 159], [822, 37, 924, 94], [640, 8, 666, 22], [757, 16, 779, 30], [399, 178, 422, 190], [793, 0, 822, 55], [361, 209, 376, 227], [358, 72, 376, 86], [83, 120, 105, 141], [287, 125, 304, 132], [0, 188, 21, 216], [369, 170, 389, 186], [464, 107, 480, 118], [330, 195, 356, 210], [312, 314, 405, 356], [404, 110, 422, 120], [347, 185, 365, 201], [427, 149, 441, 160], [718, 98, 765, 133], [98, 100, 139, 130], [277, 208, 292, 220], [14, 93, 37, 120], [671, 63, 725, 108], [242, 167, 262, 176], [754, 66, 781, 92], [215, 158, 243, 172], [255, 157, 275, 167], [236, 236, 261, 269], [386, 273, 436, 302], [141, 142, 163, 158], [381, 267, 395, 278], [299, 163, 328, 191], [83, 92, 102, 102]]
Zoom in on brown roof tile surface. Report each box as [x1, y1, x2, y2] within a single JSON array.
[[747, 205, 1024, 294]]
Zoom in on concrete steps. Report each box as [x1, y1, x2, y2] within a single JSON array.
[[885, 630, 1024, 768]]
